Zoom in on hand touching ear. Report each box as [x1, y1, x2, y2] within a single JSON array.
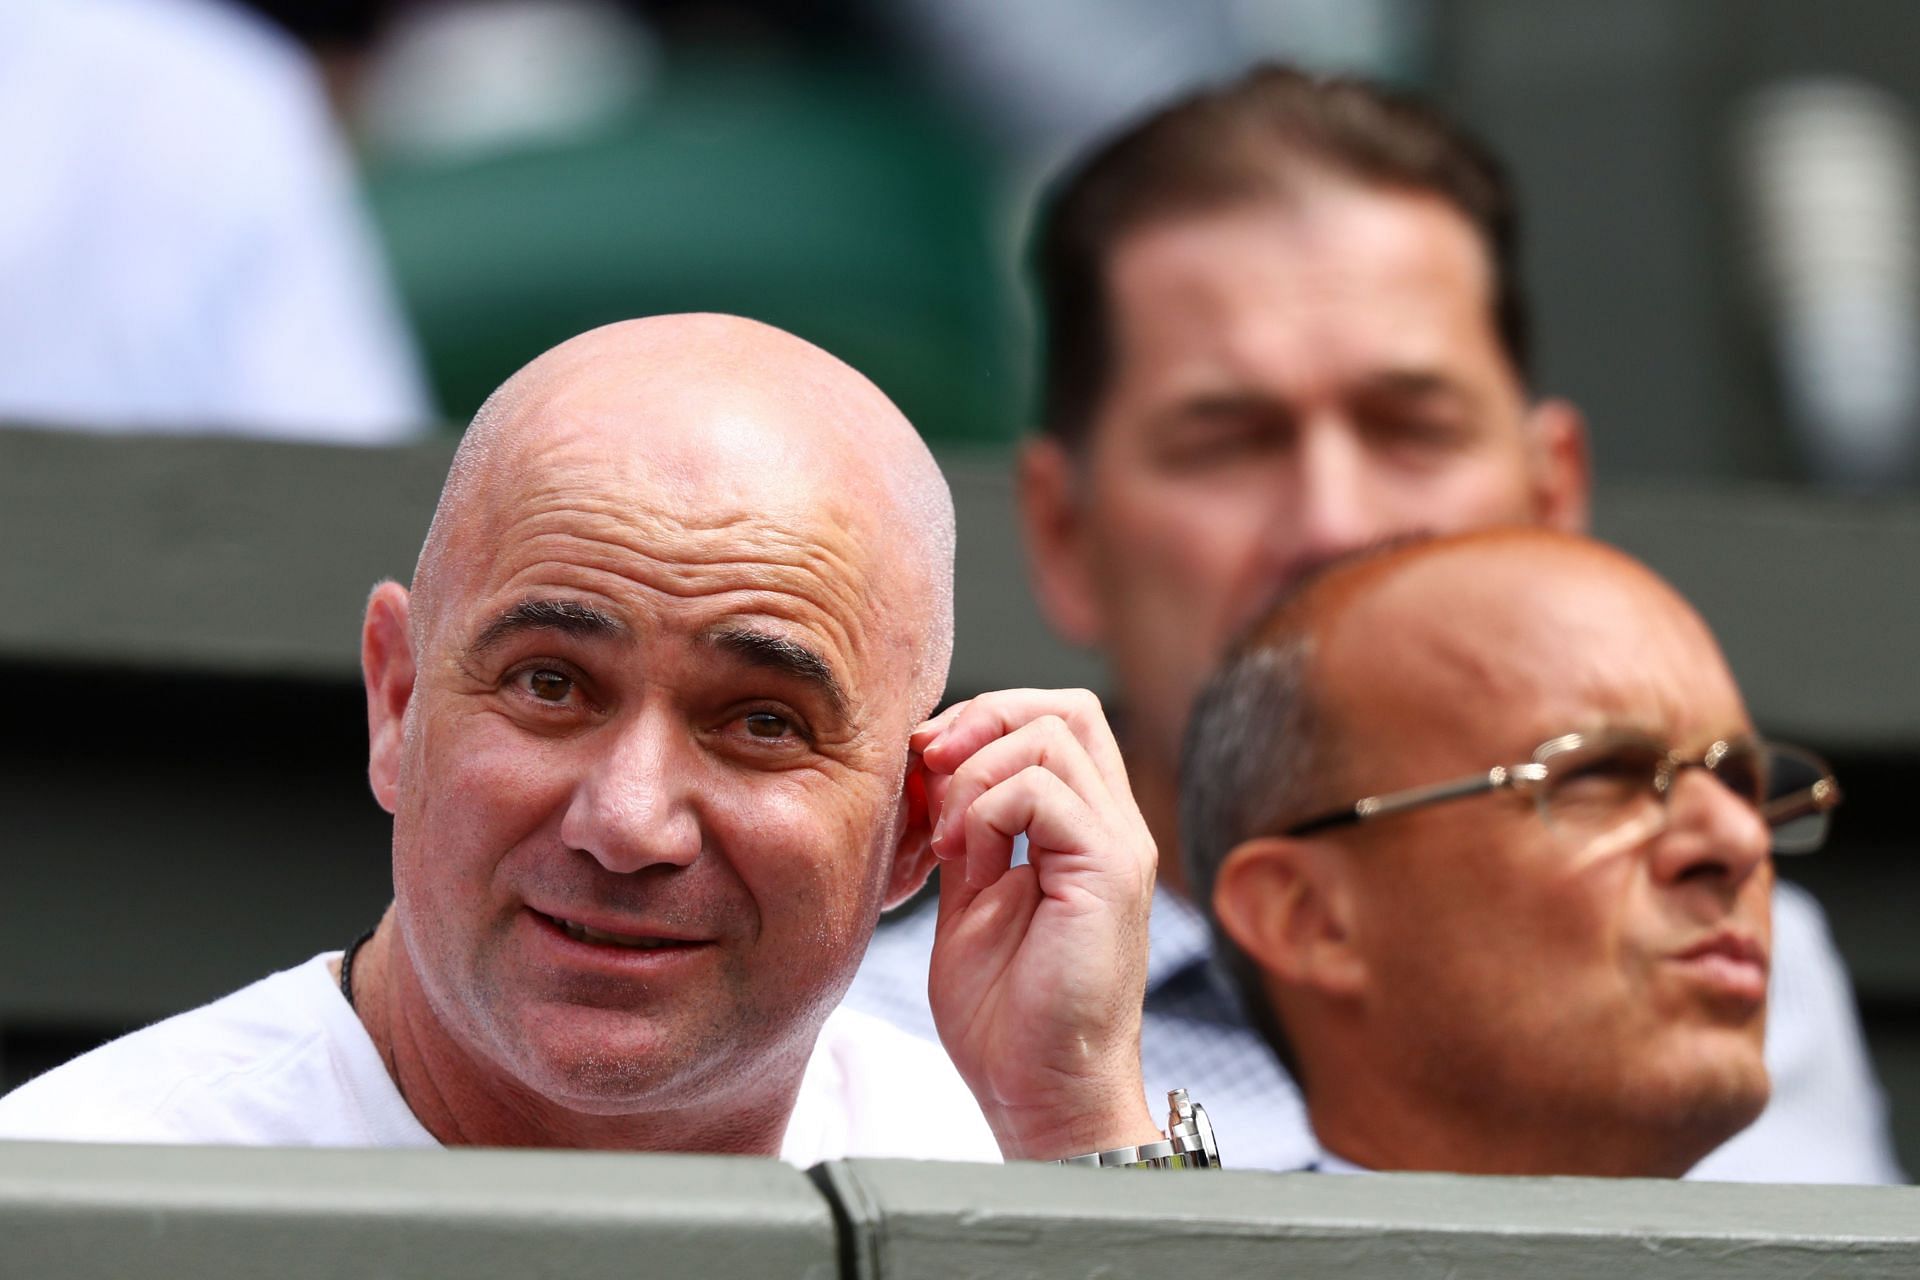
[[916, 688, 1162, 1161]]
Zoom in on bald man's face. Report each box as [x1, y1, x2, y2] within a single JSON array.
[[378, 415, 930, 1117], [1318, 552, 1772, 1166]]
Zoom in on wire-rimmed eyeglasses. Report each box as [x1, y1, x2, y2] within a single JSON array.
[[1283, 731, 1842, 855]]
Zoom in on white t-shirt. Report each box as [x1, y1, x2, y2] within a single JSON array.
[[0, 953, 999, 1166]]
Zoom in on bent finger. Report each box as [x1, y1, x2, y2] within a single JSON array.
[[919, 689, 1129, 795], [959, 765, 1115, 891], [931, 714, 1118, 862]]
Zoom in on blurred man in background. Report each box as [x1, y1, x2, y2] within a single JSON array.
[[0, 0, 430, 440], [848, 63, 1901, 1181], [1185, 530, 1839, 1175]]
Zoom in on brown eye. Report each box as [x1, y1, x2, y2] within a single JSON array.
[[745, 711, 794, 739], [525, 670, 573, 703]]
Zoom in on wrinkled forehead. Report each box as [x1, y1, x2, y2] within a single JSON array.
[[426, 395, 925, 708]]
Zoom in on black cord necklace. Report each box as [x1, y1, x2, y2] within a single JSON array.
[[337, 924, 416, 1116], [339, 925, 378, 1010]]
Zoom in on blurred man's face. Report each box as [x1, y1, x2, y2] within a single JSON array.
[[1320, 550, 1772, 1167], [1022, 185, 1586, 798], [381, 422, 926, 1120]]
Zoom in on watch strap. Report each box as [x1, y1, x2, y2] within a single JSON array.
[[1056, 1089, 1220, 1169]]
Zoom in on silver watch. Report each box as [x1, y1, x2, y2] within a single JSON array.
[[1057, 1089, 1220, 1169]]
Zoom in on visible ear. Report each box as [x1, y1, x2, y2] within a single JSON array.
[[363, 581, 416, 815], [1524, 397, 1592, 536], [1016, 436, 1104, 648], [882, 756, 940, 909], [1212, 837, 1367, 998]]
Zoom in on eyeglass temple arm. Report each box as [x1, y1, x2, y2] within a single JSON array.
[[1761, 777, 1844, 825], [1285, 764, 1547, 837]]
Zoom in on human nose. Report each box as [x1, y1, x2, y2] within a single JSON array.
[[557, 709, 703, 873], [1273, 422, 1380, 571], [1647, 765, 1773, 892]]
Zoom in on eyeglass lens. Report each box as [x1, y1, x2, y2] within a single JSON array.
[[1762, 744, 1836, 854], [1537, 737, 1831, 854], [1537, 739, 1670, 845]]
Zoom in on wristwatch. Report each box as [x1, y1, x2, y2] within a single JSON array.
[[1056, 1089, 1220, 1169]]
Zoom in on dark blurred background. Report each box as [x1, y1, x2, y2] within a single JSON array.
[[3, 0, 1917, 1172]]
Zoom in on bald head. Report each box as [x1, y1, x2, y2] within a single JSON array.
[[1313, 532, 1709, 705], [1185, 529, 1774, 1177], [414, 314, 956, 713], [1184, 529, 1723, 929], [361, 316, 965, 1134]]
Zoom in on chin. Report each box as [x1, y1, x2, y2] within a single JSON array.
[[531, 1012, 726, 1095], [528, 1048, 703, 1114], [517, 1006, 821, 1117], [1632, 1044, 1772, 1172]]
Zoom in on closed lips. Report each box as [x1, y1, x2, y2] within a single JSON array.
[[1673, 933, 1767, 970]]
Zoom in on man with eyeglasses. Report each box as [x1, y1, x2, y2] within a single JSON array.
[[1182, 529, 1840, 1176], [848, 63, 1900, 1180]]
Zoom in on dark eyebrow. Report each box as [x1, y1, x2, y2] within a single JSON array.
[[467, 598, 627, 658], [705, 625, 848, 718], [1356, 369, 1480, 407], [1162, 392, 1286, 423], [1143, 392, 1291, 444]]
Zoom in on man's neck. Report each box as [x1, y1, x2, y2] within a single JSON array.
[[1304, 1056, 1701, 1178], [1311, 1146, 1371, 1175], [348, 913, 802, 1155], [1124, 731, 1190, 902]]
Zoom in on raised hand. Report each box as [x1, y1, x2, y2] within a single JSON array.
[[915, 688, 1162, 1161]]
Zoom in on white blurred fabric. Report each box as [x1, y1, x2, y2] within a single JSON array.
[[1739, 78, 1920, 486], [0, 0, 432, 442]]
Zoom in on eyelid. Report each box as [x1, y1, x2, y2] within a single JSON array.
[[504, 655, 586, 681], [503, 659, 597, 711], [742, 703, 809, 735], [723, 702, 818, 753], [1155, 420, 1285, 468], [1362, 412, 1473, 445]]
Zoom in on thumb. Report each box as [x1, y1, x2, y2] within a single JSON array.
[[936, 852, 984, 931]]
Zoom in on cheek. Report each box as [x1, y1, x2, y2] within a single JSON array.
[[1500, 864, 1656, 1055], [705, 770, 896, 937], [1367, 830, 1631, 1002], [1538, 866, 1636, 972], [1384, 452, 1537, 534], [399, 708, 573, 900], [1092, 431, 1275, 552], [1089, 478, 1272, 634], [1746, 862, 1774, 948]]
